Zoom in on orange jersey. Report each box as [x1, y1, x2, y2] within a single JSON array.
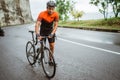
[[37, 10, 59, 23], [37, 10, 59, 35]]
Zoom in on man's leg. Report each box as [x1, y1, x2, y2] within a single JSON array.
[[49, 42, 55, 65], [49, 42, 55, 55], [48, 34, 55, 55], [48, 35, 55, 63]]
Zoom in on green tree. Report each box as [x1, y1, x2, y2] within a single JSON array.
[[71, 10, 84, 21], [109, 0, 120, 17], [90, 0, 109, 20], [55, 0, 75, 21]]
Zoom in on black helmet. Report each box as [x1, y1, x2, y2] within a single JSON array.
[[47, 1, 56, 7]]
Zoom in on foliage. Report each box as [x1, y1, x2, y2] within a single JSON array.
[[59, 18, 120, 30], [90, 0, 109, 20], [108, 0, 120, 18], [55, 0, 75, 21], [90, 0, 120, 19], [71, 10, 84, 21]]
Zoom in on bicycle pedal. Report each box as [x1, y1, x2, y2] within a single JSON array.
[[38, 61, 41, 64], [38, 59, 41, 64], [31, 64, 36, 67]]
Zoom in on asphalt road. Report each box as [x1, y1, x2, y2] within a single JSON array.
[[0, 24, 120, 80]]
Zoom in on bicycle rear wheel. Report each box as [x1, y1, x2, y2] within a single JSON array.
[[41, 47, 56, 78], [26, 41, 36, 65]]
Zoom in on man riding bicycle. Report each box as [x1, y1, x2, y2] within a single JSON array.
[[35, 1, 59, 63]]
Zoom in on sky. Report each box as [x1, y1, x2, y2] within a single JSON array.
[[74, 0, 99, 13], [29, 0, 106, 20]]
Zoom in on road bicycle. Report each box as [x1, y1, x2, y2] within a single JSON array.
[[26, 30, 56, 78]]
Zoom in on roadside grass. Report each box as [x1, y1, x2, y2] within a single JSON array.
[[58, 17, 120, 31]]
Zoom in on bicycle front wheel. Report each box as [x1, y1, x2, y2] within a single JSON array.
[[41, 47, 56, 78], [26, 41, 36, 65]]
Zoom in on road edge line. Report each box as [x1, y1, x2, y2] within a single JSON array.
[[58, 38, 120, 55]]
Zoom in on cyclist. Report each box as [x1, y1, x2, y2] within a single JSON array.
[[35, 1, 59, 64]]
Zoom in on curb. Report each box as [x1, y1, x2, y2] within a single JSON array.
[[59, 26, 120, 33]]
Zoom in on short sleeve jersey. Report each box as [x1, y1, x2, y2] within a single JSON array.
[[37, 10, 59, 35]]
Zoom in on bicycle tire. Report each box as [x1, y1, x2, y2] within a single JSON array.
[[26, 41, 36, 65], [41, 47, 56, 78]]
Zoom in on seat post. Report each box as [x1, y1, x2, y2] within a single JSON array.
[[31, 32, 35, 43], [29, 31, 35, 43]]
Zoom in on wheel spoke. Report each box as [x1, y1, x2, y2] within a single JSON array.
[[26, 41, 36, 65], [28, 46, 32, 52]]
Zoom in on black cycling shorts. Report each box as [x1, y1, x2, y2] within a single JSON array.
[[41, 34, 56, 43]]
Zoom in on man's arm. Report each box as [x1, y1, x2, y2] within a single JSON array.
[[51, 21, 58, 34], [35, 21, 41, 35]]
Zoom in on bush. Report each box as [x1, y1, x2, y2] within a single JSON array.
[[58, 18, 120, 30]]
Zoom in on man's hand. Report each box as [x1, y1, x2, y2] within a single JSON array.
[[36, 34, 42, 40], [38, 36, 42, 40], [48, 33, 54, 38]]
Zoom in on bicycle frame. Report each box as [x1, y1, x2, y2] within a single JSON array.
[[35, 36, 49, 61], [26, 31, 56, 78], [28, 31, 50, 61], [39, 36, 49, 58]]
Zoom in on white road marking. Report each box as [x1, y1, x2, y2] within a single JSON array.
[[58, 38, 120, 55]]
